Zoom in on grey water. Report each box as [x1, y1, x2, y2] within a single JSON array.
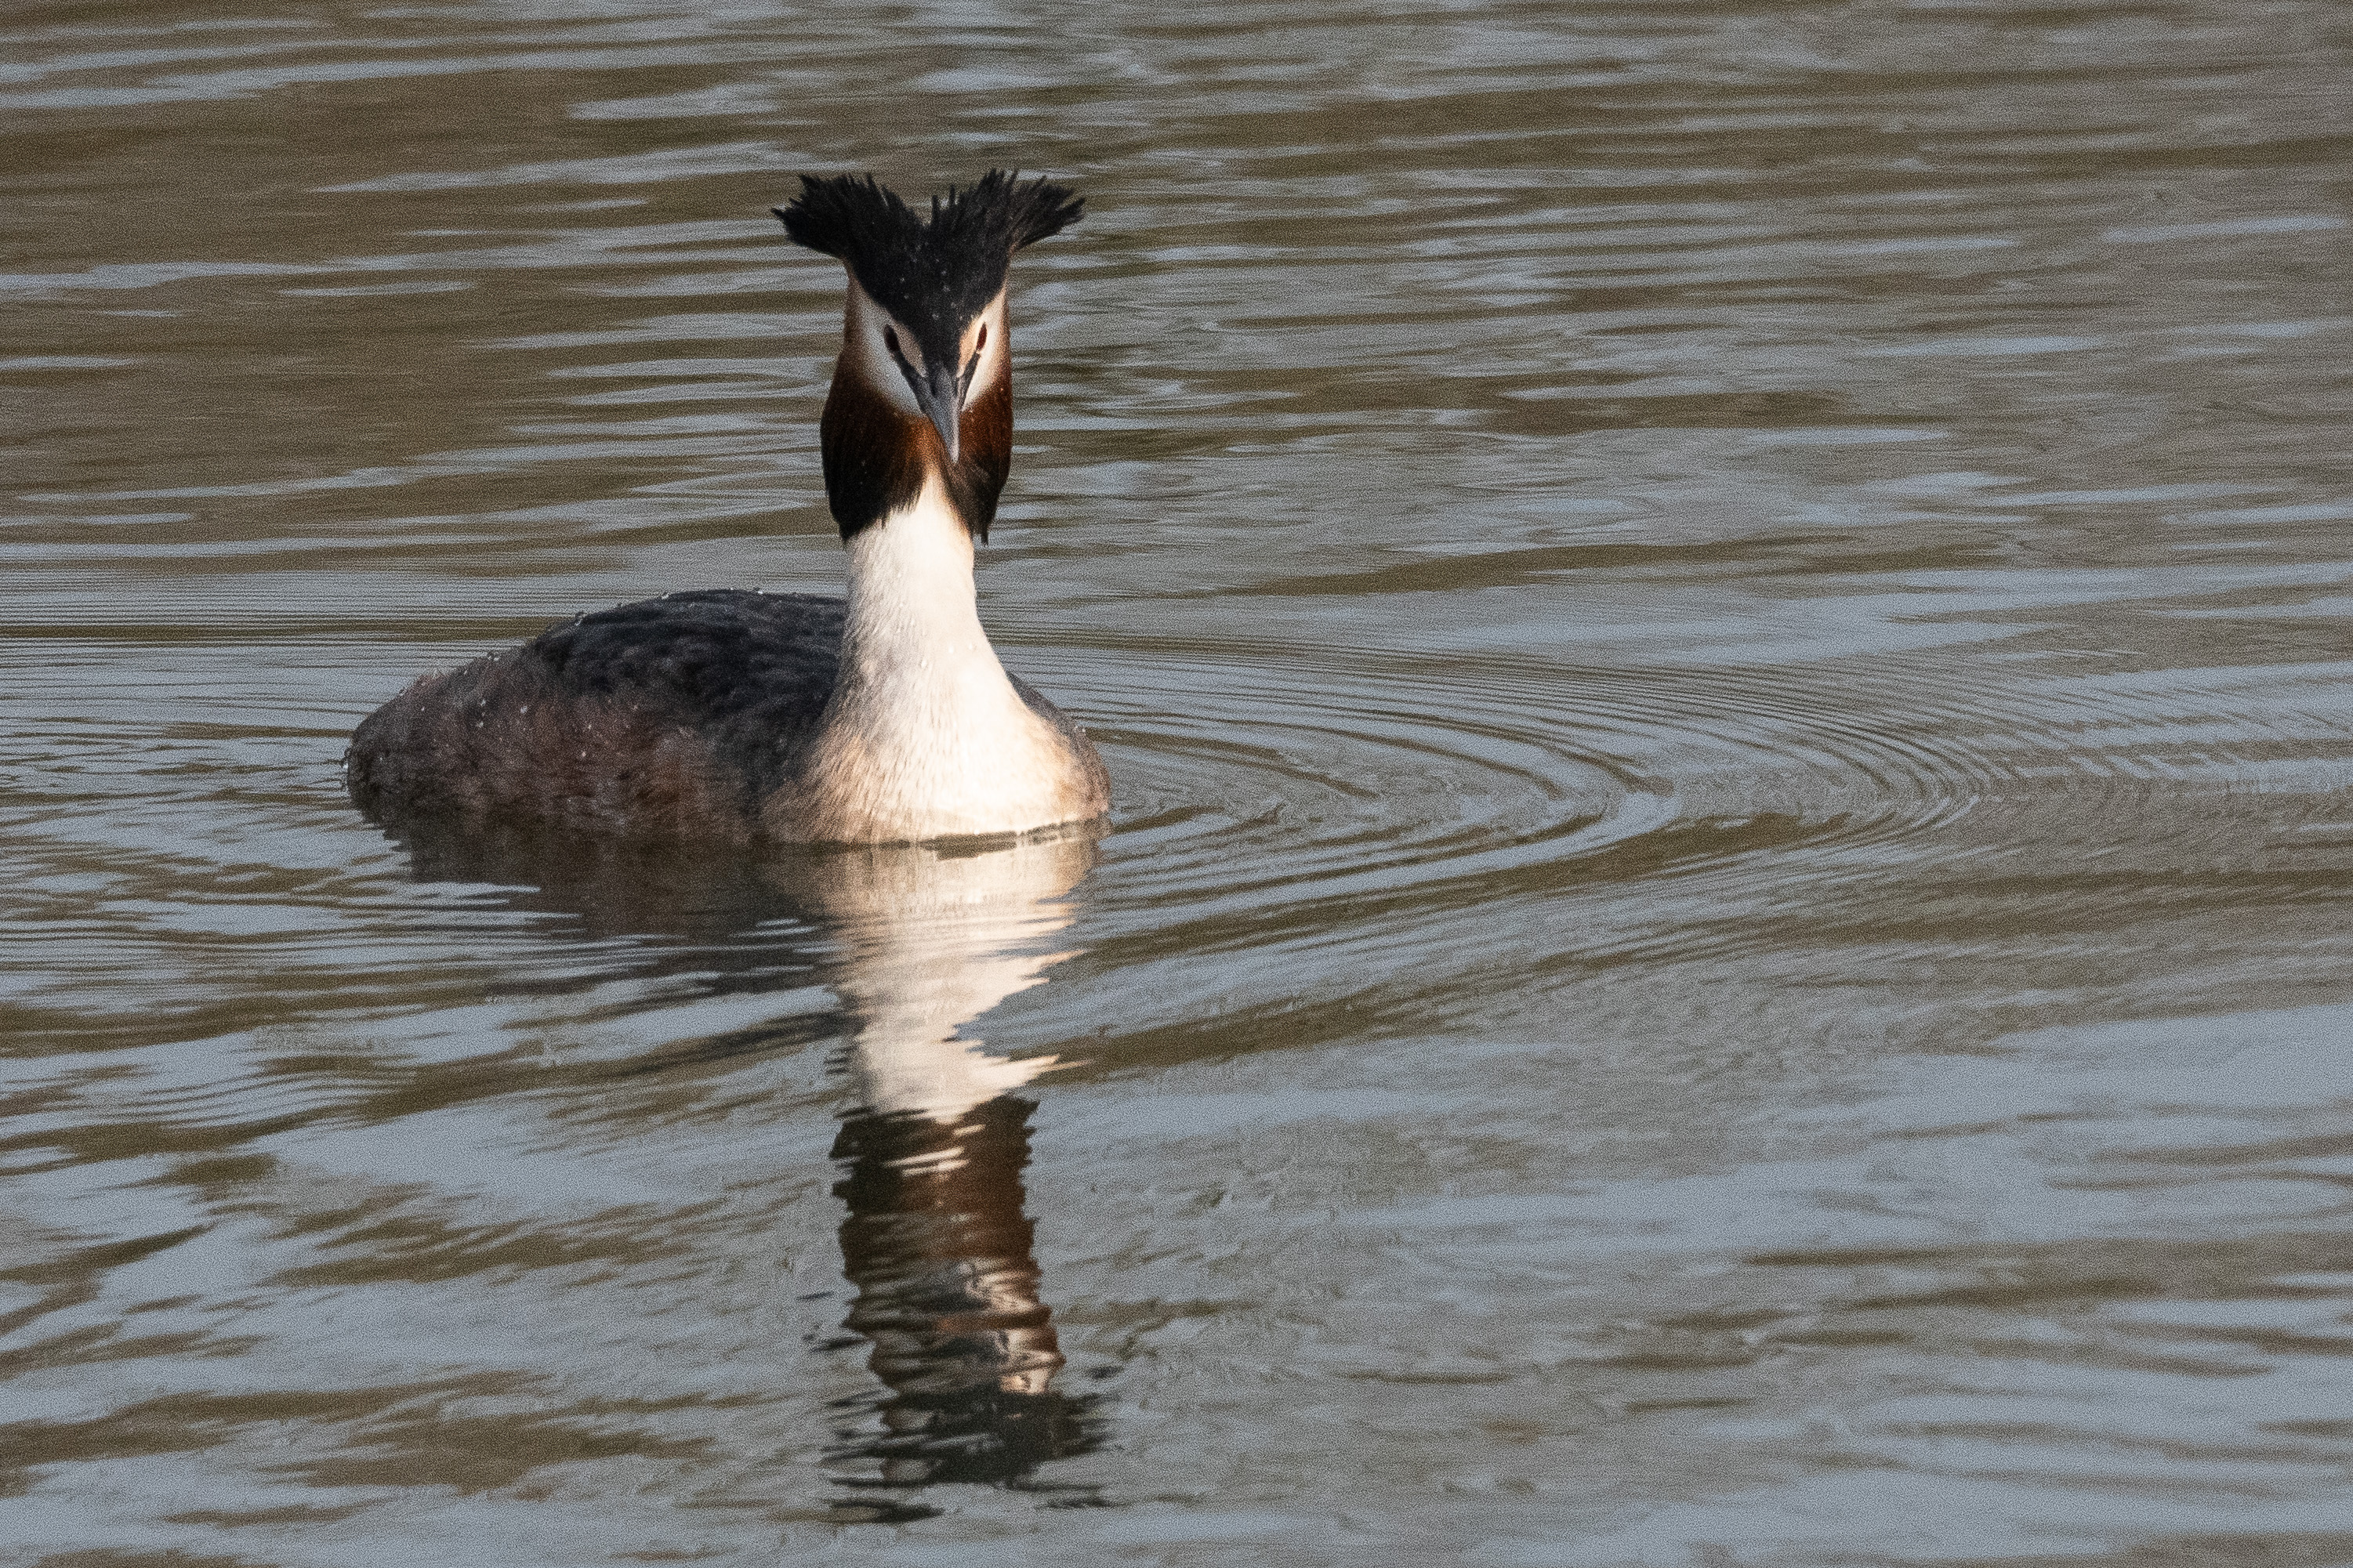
[[5, 0, 2353, 1562]]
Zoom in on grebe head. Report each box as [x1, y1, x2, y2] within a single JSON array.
[[776, 170, 1083, 541]]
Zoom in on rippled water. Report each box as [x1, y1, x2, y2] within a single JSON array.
[[7, 0, 2353, 1562]]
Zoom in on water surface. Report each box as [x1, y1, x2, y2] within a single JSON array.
[[6, 1, 2353, 1562]]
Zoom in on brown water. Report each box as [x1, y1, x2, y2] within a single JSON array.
[[6, 0, 2353, 1561]]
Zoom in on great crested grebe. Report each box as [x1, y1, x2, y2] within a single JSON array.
[[346, 170, 1109, 846]]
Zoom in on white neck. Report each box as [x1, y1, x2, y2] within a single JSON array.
[[840, 478, 997, 697], [777, 480, 1076, 842]]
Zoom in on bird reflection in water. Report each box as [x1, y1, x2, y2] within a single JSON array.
[[807, 834, 1097, 1498], [379, 817, 1102, 1505]]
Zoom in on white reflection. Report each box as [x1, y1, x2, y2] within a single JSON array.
[[806, 830, 1093, 1121], [807, 830, 1099, 1493]]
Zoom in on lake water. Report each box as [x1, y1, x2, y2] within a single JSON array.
[[5, 1, 2353, 1562]]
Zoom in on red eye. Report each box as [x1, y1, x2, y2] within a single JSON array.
[[974, 323, 988, 354]]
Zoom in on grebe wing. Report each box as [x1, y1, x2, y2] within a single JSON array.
[[535, 590, 844, 740], [350, 589, 844, 838]]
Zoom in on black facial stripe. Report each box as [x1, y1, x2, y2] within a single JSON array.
[[964, 323, 988, 399], [883, 328, 926, 404]]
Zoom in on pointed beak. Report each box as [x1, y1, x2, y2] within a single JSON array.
[[915, 359, 963, 463]]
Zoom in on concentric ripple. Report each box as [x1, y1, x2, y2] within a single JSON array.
[[1058, 639, 2352, 920]]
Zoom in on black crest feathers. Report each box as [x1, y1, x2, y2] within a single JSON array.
[[774, 170, 1082, 349]]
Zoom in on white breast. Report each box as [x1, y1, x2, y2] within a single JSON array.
[[774, 479, 1087, 843]]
